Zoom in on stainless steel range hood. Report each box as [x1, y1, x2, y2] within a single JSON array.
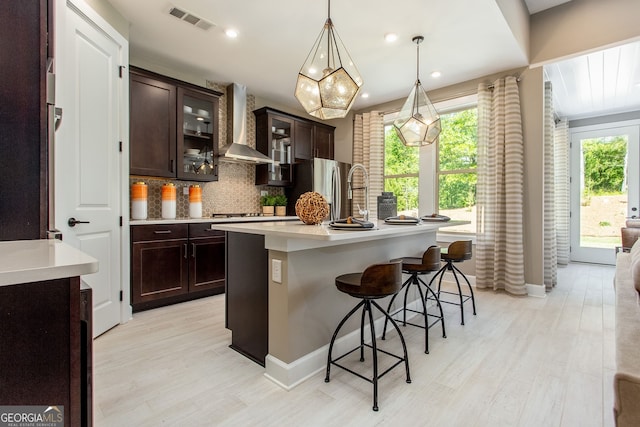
[[219, 83, 273, 164]]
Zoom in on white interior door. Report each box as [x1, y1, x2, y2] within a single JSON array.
[[570, 121, 640, 264], [55, 1, 126, 337]]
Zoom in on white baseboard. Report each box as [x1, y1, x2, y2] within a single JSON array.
[[526, 283, 547, 298], [264, 299, 425, 390]]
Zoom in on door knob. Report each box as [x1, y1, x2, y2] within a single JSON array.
[[68, 217, 90, 227]]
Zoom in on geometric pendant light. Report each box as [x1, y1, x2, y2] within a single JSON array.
[[294, 0, 363, 120], [393, 36, 441, 146]]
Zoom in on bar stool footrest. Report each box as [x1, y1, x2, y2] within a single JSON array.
[[329, 343, 408, 384], [428, 290, 473, 306], [389, 307, 444, 330]]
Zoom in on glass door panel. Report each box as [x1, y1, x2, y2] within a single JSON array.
[[178, 89, 218, 181], [570, 123, 639, 264]]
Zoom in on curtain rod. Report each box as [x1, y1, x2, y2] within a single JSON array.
[[431, 74, 522, 103], [486, 75, 521, 90]]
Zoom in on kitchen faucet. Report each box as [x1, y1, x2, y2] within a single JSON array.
[[347, 163, 369, 222]]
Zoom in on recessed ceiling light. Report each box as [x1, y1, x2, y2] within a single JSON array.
[[225, 28, 238, 38], [430, 71, 441, 78], [361, 93, 369, 99], [384, 33, 398, 43]]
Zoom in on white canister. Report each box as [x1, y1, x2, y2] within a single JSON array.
[[161, 183, 176, 219], [131, 182, 148, 220], [189, 185, 202, 218]]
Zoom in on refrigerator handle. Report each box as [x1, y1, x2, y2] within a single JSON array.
[[333, 165, 341, 221]]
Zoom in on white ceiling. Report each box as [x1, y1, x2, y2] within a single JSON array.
[[544, 40, 640, 120], [105, 0, 640, 120]]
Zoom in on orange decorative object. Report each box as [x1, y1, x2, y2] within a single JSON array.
[[131, 181, 148, 200], [161, 183, 176, 219], [161, 183, 176, 201], [189, 185, 202, 202], [189, 185, 202, 218], [131, 182, 148, 220]]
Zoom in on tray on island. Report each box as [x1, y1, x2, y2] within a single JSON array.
[[384, 216, 420, 225], [329, 218, 375, 230], [420, 214, 451, 222]]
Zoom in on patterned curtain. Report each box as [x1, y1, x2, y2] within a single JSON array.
[[554, 118, 570, 265], [476, 76, 527, 295], [352, 112, 384, 220], [544, 81, 558, 288]]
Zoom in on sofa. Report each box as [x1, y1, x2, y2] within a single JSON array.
[[613, 237, 640, 426]]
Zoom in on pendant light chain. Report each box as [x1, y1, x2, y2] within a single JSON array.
[[327, 0, 331, 70], [416, 38, 420, 82], [413, 38, 422, 113]]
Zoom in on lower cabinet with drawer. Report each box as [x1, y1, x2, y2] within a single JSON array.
[[131, 223, 225, 311]]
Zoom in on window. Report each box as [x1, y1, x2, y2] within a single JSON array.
[[437, 107, 477, 233], [383, 125, 419, 216], [383, 102, 477, 233]]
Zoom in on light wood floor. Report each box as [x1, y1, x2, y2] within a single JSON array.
[[94, 262, 616, 426]]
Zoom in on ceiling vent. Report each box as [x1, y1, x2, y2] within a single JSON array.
[[168, 6, 215, 31]]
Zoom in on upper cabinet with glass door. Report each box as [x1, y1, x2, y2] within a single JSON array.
[[178, 88, 219, 181], [129, 66, 221, 182]]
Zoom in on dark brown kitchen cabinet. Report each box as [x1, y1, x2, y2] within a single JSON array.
[[293, 120, 334, 160], [293, 120, 313, 161], [226, 232, 268, 366], [131, 224, 188, 311], [129, 67, 222, 182], [188, 223, 225, 294], [0, 0, 50, 240], [254, 107, 335, 186], [129, 71, 177, 178], [1, 276, 88, 427], [314, 124, 334, 159], [131, 223, 225, 312]]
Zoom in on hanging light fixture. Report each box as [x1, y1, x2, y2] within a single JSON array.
[[294, 0, 363, 120], [393, 36, 441, 146]]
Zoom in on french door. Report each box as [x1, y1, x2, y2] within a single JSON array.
[[570, 121, 640, 264]]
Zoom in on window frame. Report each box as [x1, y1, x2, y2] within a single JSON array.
[[382, 94, 478, 238]]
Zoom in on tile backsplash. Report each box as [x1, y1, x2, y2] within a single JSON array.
[[129, 82, 282, 220]]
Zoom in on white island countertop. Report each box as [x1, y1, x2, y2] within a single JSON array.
[[211, 219, 466, 252], [0, 239, 99, 287]]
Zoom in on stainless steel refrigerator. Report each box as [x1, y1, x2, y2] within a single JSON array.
[[286, 158, 351, 221]]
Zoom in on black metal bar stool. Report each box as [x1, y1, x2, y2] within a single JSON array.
[[427, 240, 476, 325], [381, 245, 446, 354], [325, 261, 411, 411]]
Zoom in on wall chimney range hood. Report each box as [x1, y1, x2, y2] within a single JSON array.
[[219, 83, 273, 164]]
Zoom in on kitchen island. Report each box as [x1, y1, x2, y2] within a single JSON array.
[[0, 239, 98, 426], [212, 219, 465, 389]]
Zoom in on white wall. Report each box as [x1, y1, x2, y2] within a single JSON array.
[[530, 0, 640, 65]]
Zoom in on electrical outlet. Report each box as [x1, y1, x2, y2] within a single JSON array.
[[272, 259, 282, 283], [261, 190, 268, 197], [183, 186, 189, 195]]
